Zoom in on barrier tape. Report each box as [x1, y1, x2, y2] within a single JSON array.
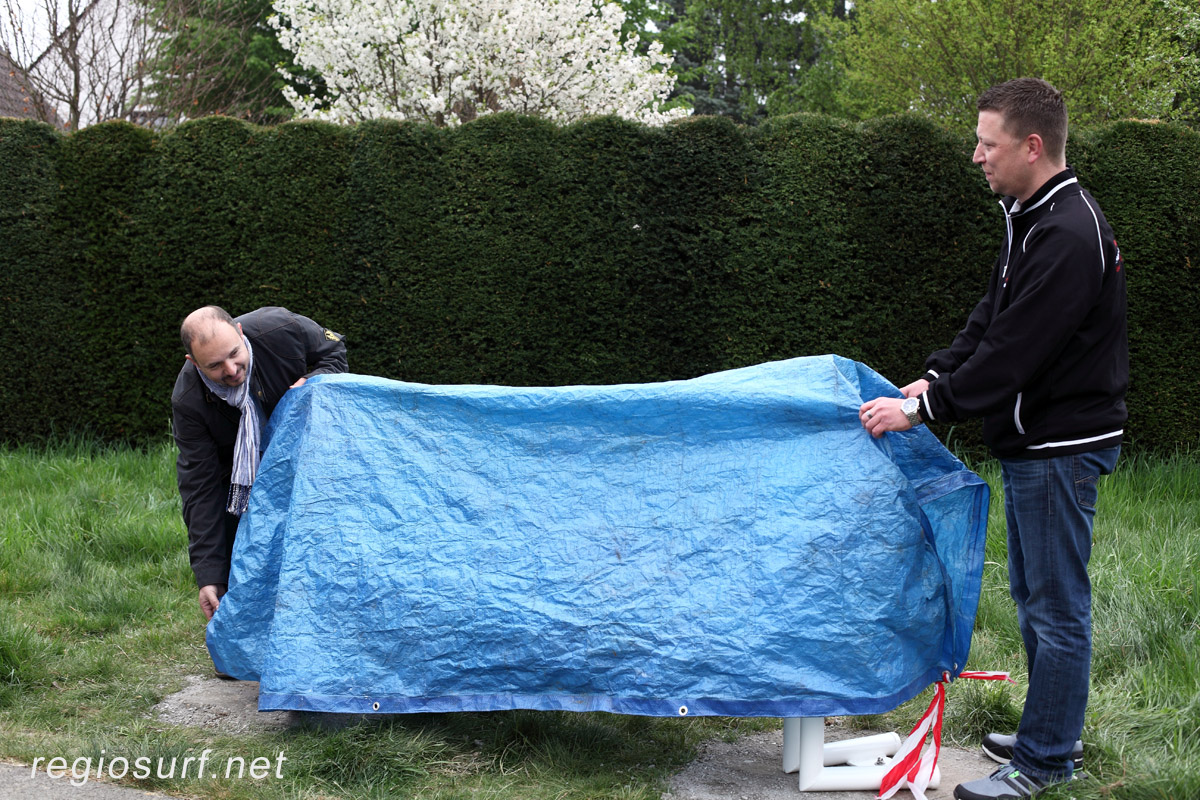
[[876, 671, 1015, 800]]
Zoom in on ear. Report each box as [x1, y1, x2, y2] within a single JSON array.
[[185, 354, 195, 366], [1024, 133, 1045, 164]]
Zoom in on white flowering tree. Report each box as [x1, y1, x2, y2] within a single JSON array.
[[270, 0, 689, 126]]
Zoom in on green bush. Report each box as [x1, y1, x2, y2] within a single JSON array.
[[0, 112, 1195, 453], [0, 120, 73, 442]]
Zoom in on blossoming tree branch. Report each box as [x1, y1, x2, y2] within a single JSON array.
[[271, 0, 690, 126]]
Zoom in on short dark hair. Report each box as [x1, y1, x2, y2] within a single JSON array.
[[977, 78, 1068, 163], [181, 306, 236, 355]]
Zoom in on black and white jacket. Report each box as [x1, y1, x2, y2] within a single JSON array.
[[917, 168, 1128, 459]]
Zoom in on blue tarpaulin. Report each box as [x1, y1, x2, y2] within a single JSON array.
[[207, 355, 988, 718]]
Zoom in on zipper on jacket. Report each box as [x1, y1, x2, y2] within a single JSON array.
[[1001, 203, 1013, 286], [1013, 392, 1025, 435]]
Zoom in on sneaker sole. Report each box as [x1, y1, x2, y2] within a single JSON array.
[[981, 742, 1084, 772], [981, 742, 1012, 765]]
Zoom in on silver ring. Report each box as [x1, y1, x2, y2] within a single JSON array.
[[866, 411, 874, 420]]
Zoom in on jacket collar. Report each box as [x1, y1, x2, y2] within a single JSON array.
[[1003, 167, 1077, 217]]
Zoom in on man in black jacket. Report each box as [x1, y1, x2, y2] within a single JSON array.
[[173, 306, 347, 621], [859, 79, 1127, 800]]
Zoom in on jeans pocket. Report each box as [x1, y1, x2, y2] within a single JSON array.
[[1073, 447, 1120, 509], [1074, 471, 1099, 509]]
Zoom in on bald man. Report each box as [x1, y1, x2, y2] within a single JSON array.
[[172, 306, 347, 621]]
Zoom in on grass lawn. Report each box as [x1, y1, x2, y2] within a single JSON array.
[[1, 441, 1196, 799]]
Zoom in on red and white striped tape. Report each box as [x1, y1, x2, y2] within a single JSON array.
[[876, 671, 1015, 800]]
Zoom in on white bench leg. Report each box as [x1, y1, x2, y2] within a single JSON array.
[[781, 717, 939, 793]]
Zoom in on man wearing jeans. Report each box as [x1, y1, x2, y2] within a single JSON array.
[[858, 78, 1128, 799]]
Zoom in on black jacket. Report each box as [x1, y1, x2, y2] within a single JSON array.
[[172, 307, 347, 587], [917, 168, 1128, 459]]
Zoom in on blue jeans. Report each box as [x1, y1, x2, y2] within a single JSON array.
[[1000, 447, 1120, 781]]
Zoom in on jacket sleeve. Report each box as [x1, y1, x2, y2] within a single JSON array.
[[298, 314, 347, 378], [923, 283, 996, 383], [173, 401, 234, 588], [922, 223, 1105, 424]]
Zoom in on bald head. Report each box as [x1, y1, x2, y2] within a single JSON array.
[[182, 306, 250, 388], [181, 306, 236, 357]]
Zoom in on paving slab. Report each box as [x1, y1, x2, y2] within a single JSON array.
[[662, 724, 995, 800], [0, 761, 177, 800]]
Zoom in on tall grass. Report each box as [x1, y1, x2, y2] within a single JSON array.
[[0, 442, 1196, 799]]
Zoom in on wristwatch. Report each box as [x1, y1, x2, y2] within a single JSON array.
[[902, 397, 923, 427]]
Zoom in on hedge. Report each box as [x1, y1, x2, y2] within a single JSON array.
[[0, 112, 1196, 453]]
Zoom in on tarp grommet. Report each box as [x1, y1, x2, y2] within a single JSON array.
[[678, 705, 688, 716], [372, 702, 380, 711]]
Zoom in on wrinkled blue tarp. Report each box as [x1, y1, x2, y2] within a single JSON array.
[[208, 355, 988, 717]]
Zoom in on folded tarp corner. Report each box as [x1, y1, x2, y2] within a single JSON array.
[[208, 355, 989, 718]]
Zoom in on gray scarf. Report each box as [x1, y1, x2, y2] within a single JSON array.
[[196, 335, 261, 515]]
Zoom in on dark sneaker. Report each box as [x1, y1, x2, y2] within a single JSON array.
[[982, 732, 1084, 771], [953, 764, 1076, 800]]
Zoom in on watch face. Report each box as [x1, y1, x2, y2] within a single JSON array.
[[902, 397, 919, 413]]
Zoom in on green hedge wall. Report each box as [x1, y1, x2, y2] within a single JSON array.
[[0, 120, 74, 442], [0, 112, 1196, 453]]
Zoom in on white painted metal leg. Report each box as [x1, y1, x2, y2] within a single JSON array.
[[781, 717, 939, 793]]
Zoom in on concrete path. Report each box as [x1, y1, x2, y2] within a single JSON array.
[[0, 761, 177, 800], [663, 725, 994, 800]]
